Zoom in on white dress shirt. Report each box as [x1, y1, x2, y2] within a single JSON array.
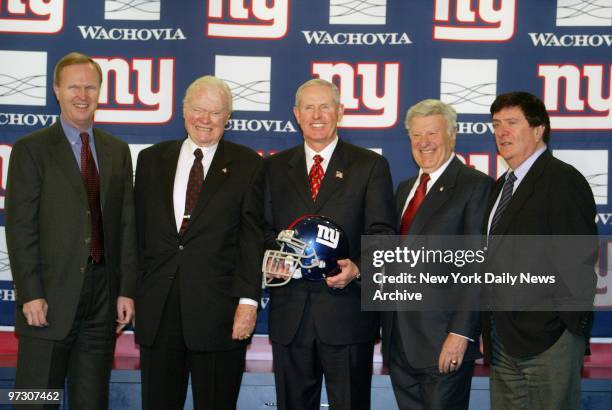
[[304, 136, 339, 174]]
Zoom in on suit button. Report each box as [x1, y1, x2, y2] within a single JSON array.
[[80, 267, 86, 273], [86, 210, 91, 216], [179, 245, 184, 251], [84, 237, 91, 244], [168, 275, 175, 280]]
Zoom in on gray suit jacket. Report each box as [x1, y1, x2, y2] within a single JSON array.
[[6, 121, 138, 340]]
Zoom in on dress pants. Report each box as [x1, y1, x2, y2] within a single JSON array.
[[272, 294, 374, 410], [15, 262, 115, 410], [139, 277, 246, 410], [490, 322, 585, 410], [388, 323, 474, 410]]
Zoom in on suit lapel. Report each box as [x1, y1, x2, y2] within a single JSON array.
[[93, 130, 112, 211], [162, 140, 183, 234], [409, 157, 462, 235], [183, 139, 231, 234], [314, 140, 349, 213], [490, 151, 551, 236], [48, 122, 87, 206], [287, 146, 314, 211]]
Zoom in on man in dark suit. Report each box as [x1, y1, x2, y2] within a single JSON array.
[[381, 99, 491, 410], [263, 78, 396, 410], [482, 91, 597, 410], [5, 52, 138, 409], [134, 76, 263, 410]]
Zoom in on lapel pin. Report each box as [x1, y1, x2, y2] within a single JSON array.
[[439, 186, 444, 192], [221, 167, 228, 174], [336, 171, 343, 179]]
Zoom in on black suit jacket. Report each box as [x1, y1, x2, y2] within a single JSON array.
[[6, 121, 138, 340], [481, 150, 598, 360], [381, 156, 492, 368], [264, 140, 396, 345], [134, 139, 264, 352]]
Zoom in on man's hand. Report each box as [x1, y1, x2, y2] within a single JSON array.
[[23, 298, 48, 327], [232, 304, 257, 340], [265, 257, 293, 281], [116, 296, 135, 334], [325, 259, 359, 289], [438, 333, 469, 373]]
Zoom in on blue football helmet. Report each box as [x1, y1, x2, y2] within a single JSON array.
[[262, 215, 350, 287]]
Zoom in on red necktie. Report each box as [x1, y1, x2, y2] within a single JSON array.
[[179, 148, 204, 235], [309, 154, 324, 202], [399, 173, 430, 235], [79, 132, 104, 263]]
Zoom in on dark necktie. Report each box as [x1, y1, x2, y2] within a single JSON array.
[[79, 132, 104, 263], [179, 148, 204, 235], [489, 171, 517, 235], [309, 154, 324, 202], [400, 173, 430, 235]]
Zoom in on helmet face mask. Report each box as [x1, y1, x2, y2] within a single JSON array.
[[262, 215, 349, 288]]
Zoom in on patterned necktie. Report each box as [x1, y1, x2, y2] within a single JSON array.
[[79, 132, 104, 263], [489, 171, 517, 235], [180, 148, 204, 235], [309, 154, 324, 202], [399, 173, 430, 235]]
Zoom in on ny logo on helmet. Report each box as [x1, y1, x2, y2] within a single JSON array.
[[316, 225, 339, 248]]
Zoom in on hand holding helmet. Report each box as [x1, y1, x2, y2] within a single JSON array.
[[262, 215, 349, 288]]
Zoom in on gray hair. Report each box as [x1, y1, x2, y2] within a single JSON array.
[[405, 99, 457, 137], [183, 75, 233, 113], [295, 78, 340, 107]]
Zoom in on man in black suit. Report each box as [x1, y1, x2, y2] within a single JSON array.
[[482, 92, 597, 410], [381, 99, 491, 410], [263, 78, 396, 410], [134, 76, 263, 410], [5, 52, 138, 409]]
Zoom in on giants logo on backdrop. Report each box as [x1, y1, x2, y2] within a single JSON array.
[[104, 0, 160, 20], [596, 241, 611, 307], [206, 0, 289, 39], [440, 58, 497, 114], [93, 57, 174, 124], [329, 0, 386, 24], [0, 144, 11, 211], [311, 62, 400, 128], [433, 0, 516, 41], [455, 151, 508, 180], [0, 0, 64, 33], [538, 64, 611, 130]]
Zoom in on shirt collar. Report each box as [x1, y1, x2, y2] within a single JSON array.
[[509, 145, 547, 182], [304, 136, 339, 163], [185, 135, 219, 156], [60, 116, 94, 145]]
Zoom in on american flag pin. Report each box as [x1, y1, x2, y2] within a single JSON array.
[[336, 171, 343, 179], [222, 167, 228, 174]]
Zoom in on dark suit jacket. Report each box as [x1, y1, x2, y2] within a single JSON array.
[[6, 121, 138, 340], [481, 150, 598, 361], [381, 156, 492, 369], [264, 139, 396, 346], [134, 138, 263, 352]]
